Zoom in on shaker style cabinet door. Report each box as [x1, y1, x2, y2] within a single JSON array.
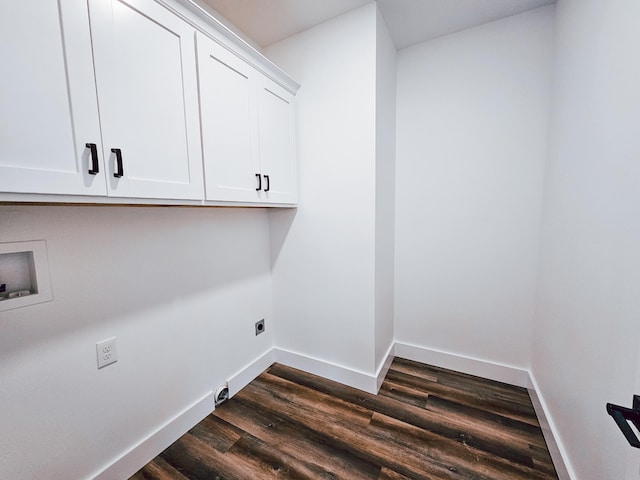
[[196, 32, 262, 203], [257, 77, 298, 204], [0, 0, 105, 196], [89, 0, 204, 200], [196, 32, 298, 205]]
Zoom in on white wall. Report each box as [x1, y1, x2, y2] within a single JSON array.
[[374, 6, 396, 369], [394, 6, 555, 369], [266, 4, 379, 375], [532, 0, 640, 478], [0, 205, 273, 479]]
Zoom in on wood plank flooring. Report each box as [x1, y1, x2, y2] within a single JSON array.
[[131, 358, 558, 479]]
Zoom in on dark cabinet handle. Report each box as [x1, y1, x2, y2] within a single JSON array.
[[255, 173, 262, 191], [112, 148, 124, 178], [263, 174, 270, 192], [607, 396, 640, 448], [86, 143, 99, 175]]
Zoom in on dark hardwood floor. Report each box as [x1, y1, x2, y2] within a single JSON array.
[[131, 358, 558, 479]]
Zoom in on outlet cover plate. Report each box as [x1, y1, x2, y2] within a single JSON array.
[[96, 337, 117, 369]]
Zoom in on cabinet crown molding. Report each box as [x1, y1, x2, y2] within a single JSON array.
[[163, 0, 301, 94]]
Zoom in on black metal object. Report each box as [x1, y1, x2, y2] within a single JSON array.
[[263, 174, 270, 192], [607, 396, 640, 448], [0, 283, 6, 293], [86, 143, 99, 175], [255, 173, 262, 191], [112, 148, 124, 178]]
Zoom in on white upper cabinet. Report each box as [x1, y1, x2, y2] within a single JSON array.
[[89, 0, 204, 200], [196, 33, 297, 205], [0, 0, 203, 201], [0, 0, 296, 205], [0, 0, 105, 196]]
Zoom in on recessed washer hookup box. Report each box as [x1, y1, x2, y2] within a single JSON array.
[[0, 240, 52, 312]]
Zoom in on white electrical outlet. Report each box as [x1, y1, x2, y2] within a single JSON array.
[[96, 337, 117, 369]]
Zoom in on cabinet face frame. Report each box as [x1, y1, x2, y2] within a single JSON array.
[[0, 0, 106, 196], [88, 0, 204, 200]]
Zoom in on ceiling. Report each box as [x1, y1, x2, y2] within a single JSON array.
[[201, 0, 556, 50]]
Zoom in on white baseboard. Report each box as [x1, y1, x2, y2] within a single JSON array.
[[394, 342, 530, 388], [93, 345, 389, 478], [227, 349, 275, 397], [394, 342, 573, 480], [271, 343, 397, 394], [273, 347, 380, 394], [91, 391, 214, 480], [376, 343, 396, 391], [91, 343, 573, 480], [90, 351, 276, 480], [528, 373, 575, 480]]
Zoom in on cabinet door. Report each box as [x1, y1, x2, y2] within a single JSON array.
[[89, 0, 204, 200], [257, 77, 298, 204], [196, 33, 261, 203], [0, 0, 105, 196]]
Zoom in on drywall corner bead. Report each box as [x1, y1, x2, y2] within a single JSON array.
[[0, 240, 53, 312]]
